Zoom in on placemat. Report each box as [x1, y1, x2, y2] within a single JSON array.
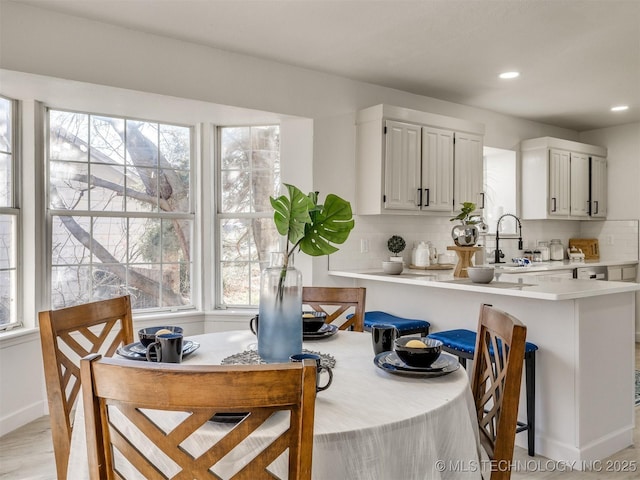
[[221, 349, 336, 368]]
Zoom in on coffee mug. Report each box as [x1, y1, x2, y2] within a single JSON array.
[[371, 324, 399, 355], [146, 332, 184, 363], [289, 353, 333, 392], [249, 314, 259, 335]]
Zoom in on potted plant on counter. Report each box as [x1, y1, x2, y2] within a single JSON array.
[[259, 184, 355, 362], [450, 202, 479, 246], [387, 235, 406, 262]]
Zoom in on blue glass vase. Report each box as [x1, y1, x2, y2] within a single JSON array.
[[258, 252, 303, 363]]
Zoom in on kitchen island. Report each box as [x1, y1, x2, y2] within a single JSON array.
[[329, 267, 639, 467]]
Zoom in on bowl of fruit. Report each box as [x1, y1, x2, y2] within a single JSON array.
[[394, 337, 443, 368]]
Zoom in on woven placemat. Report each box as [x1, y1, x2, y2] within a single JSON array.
[[221, 349, 336, 368]]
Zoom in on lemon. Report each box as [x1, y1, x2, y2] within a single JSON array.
[[405, 339, 427, 348], [302, 313, 315, 318], [155, 328, 173, 335]]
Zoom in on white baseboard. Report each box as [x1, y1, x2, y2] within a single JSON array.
[[0, 400, 46, 437], [522, 425, 635, 470]]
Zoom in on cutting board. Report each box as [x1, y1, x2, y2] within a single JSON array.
[[568, 238, 600, 260]]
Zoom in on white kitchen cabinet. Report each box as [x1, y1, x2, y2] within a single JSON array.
[[570, 152, 589, 217], [607, 265, 637, 282], [549, 149, 571, 216], [521, 137, 607, 220], [453, 132, 484, 208], [383, 120, 422, 210], [590, 155, 607, 218], [355, 104, 484, 215], [421, 127, 454, 211]]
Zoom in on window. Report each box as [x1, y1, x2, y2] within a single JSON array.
[[47, 109, 194, 311], [483, 146, 517, 233], [217, 126, 281, 307], [0, 96, 19, 329]]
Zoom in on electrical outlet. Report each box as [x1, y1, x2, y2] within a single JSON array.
[[360, 239, 369, 253], [606, 235, 614, 245]]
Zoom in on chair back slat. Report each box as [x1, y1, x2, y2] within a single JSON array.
[[470, 304, 527, 480], [302, 287, 366, 331], [38, 295, 133, 480], [81, 355, 316, 480]]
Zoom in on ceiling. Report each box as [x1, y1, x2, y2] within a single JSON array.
[[9, 0, 640, 131]]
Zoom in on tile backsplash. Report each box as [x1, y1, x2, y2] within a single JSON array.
[[329, 216, 638, 270]]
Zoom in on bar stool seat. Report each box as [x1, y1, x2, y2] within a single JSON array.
[[356, 311, 431, 336], [429, 328, 538, 456]]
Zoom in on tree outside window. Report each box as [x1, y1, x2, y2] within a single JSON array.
[[0, 95, 18, 327], [218, 125, 281, 307], [48, 109, 193, 311]]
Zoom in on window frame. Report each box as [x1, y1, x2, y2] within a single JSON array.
[[44, 106, 198, 313], [214, 124, 281, 309], [0, 95, 21, 331]]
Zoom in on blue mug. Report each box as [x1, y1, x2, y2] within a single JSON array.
[[290, 353, 333, 392]]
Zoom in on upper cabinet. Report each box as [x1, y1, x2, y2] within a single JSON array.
[[521, 137, 607, 220], [355, 104, 485, 215]]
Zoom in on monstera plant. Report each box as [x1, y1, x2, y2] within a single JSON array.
[[270, 183, 355, 271], [258, 184, 355, 362]]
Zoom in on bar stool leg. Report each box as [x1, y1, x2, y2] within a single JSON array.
[[525, 352, 536, 456]]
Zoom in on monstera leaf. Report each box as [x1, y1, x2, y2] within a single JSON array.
[[270, 184, 314, 245], [270, 184, 355, 259], [299, 194, 355, 256]]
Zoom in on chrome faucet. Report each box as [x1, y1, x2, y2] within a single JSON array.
[[494, 214, 523, 264]]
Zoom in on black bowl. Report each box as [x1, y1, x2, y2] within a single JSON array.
[[138, 326, 183, 347], [302, 311, 327, 333], [394, 337, 443, 368]]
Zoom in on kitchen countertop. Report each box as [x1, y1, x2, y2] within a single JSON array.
[[329, 259, 639, 301]]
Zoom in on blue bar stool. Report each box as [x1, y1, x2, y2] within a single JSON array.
[[356, 311, 431, 336], [429, 328, 538, 456]]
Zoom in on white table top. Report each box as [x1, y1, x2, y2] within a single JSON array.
[[68, 330, 482, 479]]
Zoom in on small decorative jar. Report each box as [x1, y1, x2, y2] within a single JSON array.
[[550, 239, 564, 261], [537, 241, 550, 261]]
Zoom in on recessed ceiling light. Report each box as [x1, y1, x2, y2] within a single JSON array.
[[610, 105, 629, 112], [499, 71, 520, 79]]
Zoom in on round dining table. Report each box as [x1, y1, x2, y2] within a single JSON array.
[[67, 329, 482, 479]]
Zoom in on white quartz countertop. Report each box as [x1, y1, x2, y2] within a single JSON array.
[[487, 258, 637, 272], [329, 262, 639, 301]]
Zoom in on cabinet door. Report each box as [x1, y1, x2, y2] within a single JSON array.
[[453, 132, 483, 209], [570, 152, 590, 217], [421, 127, 454, 211], [384, 120, 422, 210], [590, 155, 607, 217], [549, 149, 570, 216]]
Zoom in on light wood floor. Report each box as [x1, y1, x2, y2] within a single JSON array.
[[2, 345, 639, 479]]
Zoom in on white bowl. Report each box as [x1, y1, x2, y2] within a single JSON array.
[[382, 261, 403, 275], [467, 266, 494, 283]]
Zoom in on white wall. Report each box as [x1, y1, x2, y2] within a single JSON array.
[[0, 1, 636, 435], [580, 123, 640, 339]]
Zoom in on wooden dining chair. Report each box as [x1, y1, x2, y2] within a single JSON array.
[[302, 286, 366, 332], [38, 295, 134, 480], [471, 304, 527, 480], [80, 354, 317, 480]]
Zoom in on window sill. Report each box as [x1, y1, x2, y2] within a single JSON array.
[[0, 327, 41, 349]]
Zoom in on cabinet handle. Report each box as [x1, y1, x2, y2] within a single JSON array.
[[424, 188, 430, 207], [551, 197, 557, 212], [594, 201, 599, 215], [416, 188, 422, 207], [479, 192, 485, 209]]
